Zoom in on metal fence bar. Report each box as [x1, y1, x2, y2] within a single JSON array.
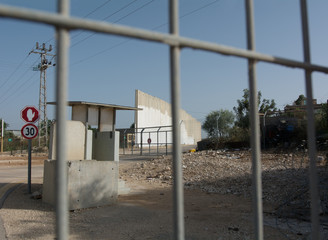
[[245, 1, 263, 239], [157, 127, 160, 155], [170, 1, 184, 239], [0, 5, 328, 74], [55, 0, 69, 239], [148, 132, 151, 154], [140, 128, 144, 155], [166, 131, 168, 155], [0, 1, 325, 239], [300, 0, 320, 239]]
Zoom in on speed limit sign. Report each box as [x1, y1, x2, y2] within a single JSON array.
[[21, 123, 38, 139]]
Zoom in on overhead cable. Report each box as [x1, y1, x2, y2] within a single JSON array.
[[72, 0, 222, 64], [71, 0, 144, 48]]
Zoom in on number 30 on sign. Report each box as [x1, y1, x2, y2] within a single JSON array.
[[21, 123, 38, 139]]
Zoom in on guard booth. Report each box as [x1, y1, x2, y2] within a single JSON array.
[[43, 101, 140, 210]]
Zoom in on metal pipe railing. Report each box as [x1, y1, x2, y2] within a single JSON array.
[[245, 1, 263, 239], [170, 1, 184, 239], [157, 127, 161, 155], [300, 1, 320, 239], [0, 4, 328, 74], [55, 0, 69, 239], [0, 0, 324, 239]]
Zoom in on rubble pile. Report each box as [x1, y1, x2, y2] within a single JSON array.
[[121, 150, 327, 206]]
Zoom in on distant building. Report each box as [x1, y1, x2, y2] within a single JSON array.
[[261, 98, 327, 148], [284, 98, 323, 114]]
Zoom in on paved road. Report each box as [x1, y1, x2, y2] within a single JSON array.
[[0, 165, 43, 206], [0, 164, 43, 239]]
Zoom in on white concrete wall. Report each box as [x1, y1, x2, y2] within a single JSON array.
[[135, 90, 201, 145], [49, 120, 86, 160]]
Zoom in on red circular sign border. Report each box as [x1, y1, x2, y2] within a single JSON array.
[[21, 123, 39, 139]]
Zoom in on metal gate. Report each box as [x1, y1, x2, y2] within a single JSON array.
[[0, 1, 327, 239], [119, 126, 173, 156]]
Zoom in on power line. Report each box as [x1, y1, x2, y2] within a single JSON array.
[[112, 0, 154, 23], [72, 40, 130, 66], [0, 1, 143, 120], [0, 59, 32, 68], [72, 0, 223, 65], [0, 72, 38, 106], [83, 0, 114, 18], [1, 0, 223, 107], [0, 0, 116, 108], [70, 0, 116, 41], [0, 41, 40, 99], [0, 53, 30, 90], [0, 58, 39, 102], [102, 0, 138, 22], [180, 0, 222, 20], [46, 0, 115, 45], [71, 0, 143, 48]]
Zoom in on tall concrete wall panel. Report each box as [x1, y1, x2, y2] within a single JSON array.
[[135, 90, 201, 145]]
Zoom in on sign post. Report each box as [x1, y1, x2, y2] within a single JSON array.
[[21, 106, 39, 194], [21, 123, 38, 194], [28, 139, 32, 193]]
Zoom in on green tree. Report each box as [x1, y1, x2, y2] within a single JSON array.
[[202, 110, 234, 138], [294, 94, 306, 105], [233, 89, 277, 130]]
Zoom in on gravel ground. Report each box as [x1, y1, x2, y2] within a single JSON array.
[[0, 150, 327, 239], [122, 150, 328, 205]]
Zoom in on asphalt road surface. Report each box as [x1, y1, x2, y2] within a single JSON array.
[[0, 165, 43, 207]]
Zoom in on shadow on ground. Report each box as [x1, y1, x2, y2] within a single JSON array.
[[1, 173, 319, 239]]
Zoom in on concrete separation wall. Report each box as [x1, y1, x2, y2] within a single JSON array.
[[135, 90, 201, 145]]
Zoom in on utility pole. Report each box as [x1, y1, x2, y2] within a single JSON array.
[[30, 42, 55, 147]]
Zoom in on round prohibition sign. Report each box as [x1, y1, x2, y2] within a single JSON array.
[[21, 123, 39, 139]]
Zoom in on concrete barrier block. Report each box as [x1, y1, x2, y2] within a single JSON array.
[[43, 160, 118, 210]]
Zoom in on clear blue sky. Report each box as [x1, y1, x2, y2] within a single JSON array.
[[0, 0, 328, 133]]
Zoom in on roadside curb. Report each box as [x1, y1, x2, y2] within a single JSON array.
[[0, 183, 22, 209], [0, 183, 22, 240]]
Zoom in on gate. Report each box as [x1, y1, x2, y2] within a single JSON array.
[[0, 1, 327, 239], [119, 126, 173, 156]]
